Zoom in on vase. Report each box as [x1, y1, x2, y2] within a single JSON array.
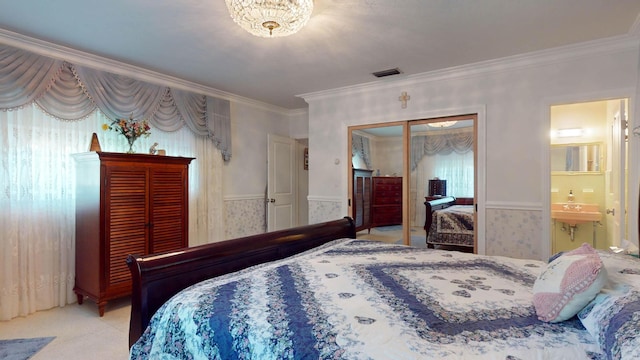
[[126, 137, 136, 154]]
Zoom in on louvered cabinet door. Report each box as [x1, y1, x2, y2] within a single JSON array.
[[73, 152, 193, 316], [104, 166, 148, 292], [149, 167, 188, 253], [353, 169, 373, 232]]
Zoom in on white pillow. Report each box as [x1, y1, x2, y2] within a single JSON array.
[[532, 243, 607, 322], [577, 251, 640, 359]]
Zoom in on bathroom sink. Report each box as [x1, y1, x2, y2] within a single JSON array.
[[551, 203, 602, 226]]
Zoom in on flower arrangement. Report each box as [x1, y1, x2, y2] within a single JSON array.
[[102, 115, 151, 153]]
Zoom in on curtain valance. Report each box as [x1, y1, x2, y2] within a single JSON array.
[[352, 134, 372, 169], [411, 127, 474, 170], [0, 44, 231, 161]]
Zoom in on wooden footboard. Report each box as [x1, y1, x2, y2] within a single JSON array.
[[126, 217, 356, 347]]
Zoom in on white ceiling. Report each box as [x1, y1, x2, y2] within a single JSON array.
[[1, 1, 639, 110]]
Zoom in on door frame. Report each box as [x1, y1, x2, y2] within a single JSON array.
[[406, 114, 478, 250], [543, 89, 636, 258], [348, 111, 484, 253]]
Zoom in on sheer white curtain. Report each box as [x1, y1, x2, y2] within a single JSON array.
[[0, 104, 223, 320], [412, 151, 474, 227]]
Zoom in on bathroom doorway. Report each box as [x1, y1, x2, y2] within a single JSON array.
[[549, 98, 628, 253]]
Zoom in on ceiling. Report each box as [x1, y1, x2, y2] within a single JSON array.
[[1, 1, 639, 110]]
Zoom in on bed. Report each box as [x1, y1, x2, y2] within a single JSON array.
[[127, 217, 640, 359], [425, 196, 474, 250]]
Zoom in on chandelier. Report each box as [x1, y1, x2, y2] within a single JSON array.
[[225, 0, 314, 38]]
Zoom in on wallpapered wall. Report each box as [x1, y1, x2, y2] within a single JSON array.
[[303, 37, 640, 261]]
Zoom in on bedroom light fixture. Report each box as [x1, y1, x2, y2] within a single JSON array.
[[427, 121, 458, 128], [225, 0, 314, 38]]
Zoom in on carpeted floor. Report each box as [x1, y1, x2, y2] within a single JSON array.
[[357, 226, 426, 248], [0, 337, 55, 360]]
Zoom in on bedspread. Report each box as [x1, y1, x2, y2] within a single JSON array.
[[428, 205, 474, 247], [130, 239, 602, 359]]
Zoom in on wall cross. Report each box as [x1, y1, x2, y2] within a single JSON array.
[[398, 91, 410, 109]]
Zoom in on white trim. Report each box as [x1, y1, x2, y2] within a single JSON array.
[[300, 35, 639, 103], [0, 28, 301, 116], [224, 194, 265, 201], [307, 195, 341, 202], [485, 201, 543, 211]]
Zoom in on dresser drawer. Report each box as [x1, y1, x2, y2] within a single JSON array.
[[374, 193, 402, 204]]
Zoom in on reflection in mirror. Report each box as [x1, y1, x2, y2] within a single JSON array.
[[410, 118, 475, 252], [410, 120, 474, 228], [350, 125, 403, 240], [550, 143, 602, 172]]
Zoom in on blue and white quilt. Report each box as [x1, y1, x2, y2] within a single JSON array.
[[130, 239, 604, 359]]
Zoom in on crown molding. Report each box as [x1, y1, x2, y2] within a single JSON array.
[[300, 34, 640, 103], [0, 27, 301, 116]]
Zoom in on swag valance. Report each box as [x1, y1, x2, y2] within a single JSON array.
[[0, 44, 231, 161], [411, 127, 473, 171], [351, 134, 372, 170]]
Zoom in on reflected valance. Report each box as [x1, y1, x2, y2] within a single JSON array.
[[352, 134, 372, 169], [0, 44, 231, 161], [411, 127, 473, 170]]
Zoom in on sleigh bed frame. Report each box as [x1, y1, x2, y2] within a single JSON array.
[[126, 217, 356, 347], [424, 196, 474, 250]]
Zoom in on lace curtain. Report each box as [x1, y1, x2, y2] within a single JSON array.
[[411, 151, 475, 227], [0, 42, 230, 320], [352, 134, 372, 169], [0, 44, 231, 161], [0, 105, 224, 320]]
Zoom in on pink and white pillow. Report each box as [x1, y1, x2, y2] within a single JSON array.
[[532, 243, 607, 323]]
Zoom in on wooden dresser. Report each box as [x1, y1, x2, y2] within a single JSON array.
[[353, 169, 373, 232], [73, 152, 194, 316], [371, 176, 402, 227]]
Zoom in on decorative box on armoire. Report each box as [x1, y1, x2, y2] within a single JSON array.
[[73, 152, 194, 316], [371, 176, 403, 227], [428, 179, 447, 197], [353, 169, 373, 232]]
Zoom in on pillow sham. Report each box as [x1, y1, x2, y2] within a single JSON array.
[[532, 243, 607, 323], [578, 251, 640, 360]]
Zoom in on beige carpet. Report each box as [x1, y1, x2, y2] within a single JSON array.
[[357, 226, 426, 247]]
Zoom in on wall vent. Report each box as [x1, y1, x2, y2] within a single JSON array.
[[372, 68, 402, 78]]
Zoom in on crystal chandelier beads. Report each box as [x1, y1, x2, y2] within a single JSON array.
[[225, 0, 314, 38]]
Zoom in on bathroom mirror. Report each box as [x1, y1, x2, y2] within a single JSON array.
[[550, 143, 603, 173]]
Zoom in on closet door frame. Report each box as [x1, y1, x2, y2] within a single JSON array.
[[348, 114, 479, 252]]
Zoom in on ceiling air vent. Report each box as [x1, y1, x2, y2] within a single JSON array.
[[372, 68, 402, 78]]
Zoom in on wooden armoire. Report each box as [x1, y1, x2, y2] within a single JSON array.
[[73, 152, 194, 316], [353, 169, 373, 232]]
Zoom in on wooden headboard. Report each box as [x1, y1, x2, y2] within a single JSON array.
[[126, 217, 356, 347]]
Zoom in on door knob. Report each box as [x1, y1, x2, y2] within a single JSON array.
[[266, 198, 275, 203], [606, 208, 615, 215]]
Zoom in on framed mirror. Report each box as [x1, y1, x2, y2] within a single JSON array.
[[550, 143, 603, 173]]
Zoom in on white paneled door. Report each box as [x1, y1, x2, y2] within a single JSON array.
[[267, 134, 296, 231]]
